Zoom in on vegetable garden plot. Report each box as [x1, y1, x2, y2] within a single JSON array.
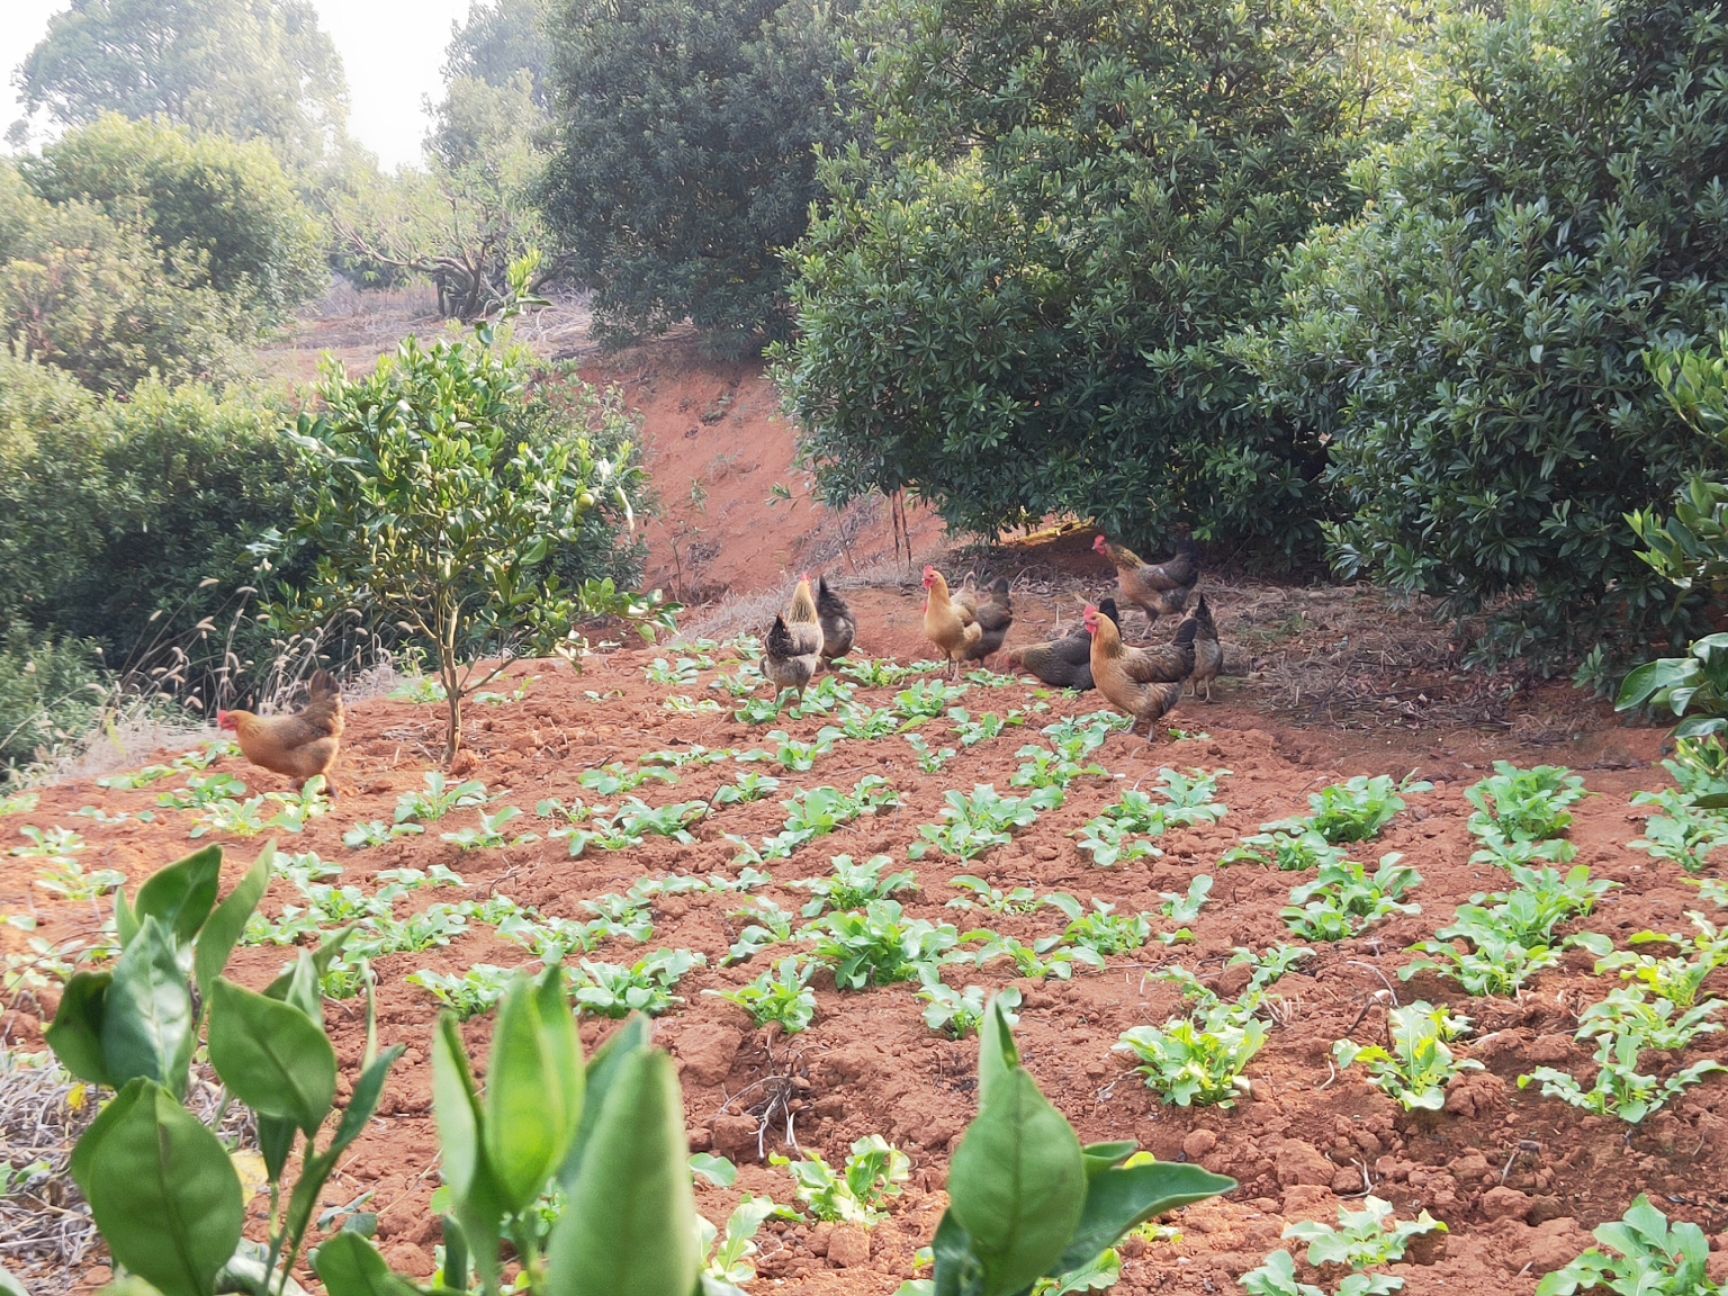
[[1, 641, 1724, 1296]]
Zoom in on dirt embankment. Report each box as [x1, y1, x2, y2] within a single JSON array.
[[577, 336, 944, 603]]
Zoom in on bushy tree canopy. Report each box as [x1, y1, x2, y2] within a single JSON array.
[[776, 0, 1387, 551], [0, 167, 244, 394], [540, 0, 858, 355], [1238, 0, 1728, 668], [19, 115, 325, 322], [10, 0, 349, 170]]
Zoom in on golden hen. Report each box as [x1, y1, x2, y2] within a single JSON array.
[[1087, 603, 1196, 742], [218, 669, 344, 793]]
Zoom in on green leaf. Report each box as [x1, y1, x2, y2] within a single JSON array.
[[559, 1015, 652, 1190], [313, 1232, 421, 1296], [44, 972, 114, 1086], [431, 1015, 506, 1289], [948, 1067, 1087, 1296], [207, 978, 337, 1134], [485, 968, 585, 1212], [975, 994, 1021, 1108], [70, 1079, 244, 1296], [101, 916, 196, 1097], [1051, 1162, 1236, 1278], [193, 844, 273, 1000], [131, 846, 224, 946], [547, 1050, 700, 1296]]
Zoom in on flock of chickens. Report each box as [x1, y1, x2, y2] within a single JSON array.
[[767, 533, 1222, 743], [212, 532, 1224, 795]]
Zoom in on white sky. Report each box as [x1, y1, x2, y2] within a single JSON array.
[[1, 0, 475, 170]]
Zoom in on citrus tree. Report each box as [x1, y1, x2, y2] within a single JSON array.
[[267, 269, 647, 761]]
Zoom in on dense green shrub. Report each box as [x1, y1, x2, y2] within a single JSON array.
[[19, 115, 326, 322], [1620, 334, 1728, 742], [540, 0, 857, 355], [0, 623, 109, 775], [1238, 0, 1728, 667], [0, 167, 244, 394], [0, 367, 306, 681], [776, 0, 1387, 552]]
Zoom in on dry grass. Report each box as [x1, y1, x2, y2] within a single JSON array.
[[0, 1051, 98, 1290], [0, 1052, 256, 1294]]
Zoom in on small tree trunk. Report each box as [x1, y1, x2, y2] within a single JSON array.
[[444, 685, 463, 766]]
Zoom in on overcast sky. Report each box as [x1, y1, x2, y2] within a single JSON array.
[[1, 0, 474, 170]]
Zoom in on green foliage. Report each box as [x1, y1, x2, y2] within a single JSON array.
[[709, 955, 817, 1033], [43, 843, 411, 1296], [918, 976, 1020, 1039], [912, 785, 1063, 862], [778, 0, 1386, 551], [808, 900, 960, 988], [1116, 1004, 1267, 1110], [0, 368, 310, 721], [773, 1135, 910, 1226], [0, 176, 243, 395], [568, 949, 705, 1019], [1464, 763, 1587, 842], [794, 853, 916, 918], [1222, 828, 1347, 872], [20, 115, 324, 322], [1240, 0, 1728, 667], [1244, 1197, 1446, 1296], [12, 0, 349, 171], [540, 0, 857, 355], [1264, 775, 1431, 845], [0, 623, 109, 776], [1282, 856, 1422, 941], [267, 320, 647, 761], [914, 999, 1234, 1296], [1334, 1002, 1482, 1111], [1519, 1031, 1725, 1125], [1538, 1195, 1719, 1296]]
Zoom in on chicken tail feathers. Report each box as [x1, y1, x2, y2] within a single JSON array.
[[308, 669, 340, 702]]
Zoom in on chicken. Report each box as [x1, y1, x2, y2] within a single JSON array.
[[217, 669, 344, 793], [1087, 603, 1196, 742], [922, 567, 1012, 678], [1094, 533, 1200, 624], [1001, 598, 1120, 690], [763, 576, 824, 700], [953, 577, 1013, 662], [816, 575, 856, 661], [1187, 594, 1222, 701]]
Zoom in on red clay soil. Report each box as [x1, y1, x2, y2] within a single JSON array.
[[576, 337, 945, 601], [6, 588, 1728, 1295]]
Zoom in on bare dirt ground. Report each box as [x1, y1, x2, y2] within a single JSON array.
[[5, 567, 1726, 1294]]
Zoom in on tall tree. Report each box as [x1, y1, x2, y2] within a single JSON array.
[[1238, 0, 1728, 669], [774, 0, 1393, 553], [19, 114, 325, 323], [539, 0, 858, 356], [443, 0, 554, 106], [10, 0, 349, 170]]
